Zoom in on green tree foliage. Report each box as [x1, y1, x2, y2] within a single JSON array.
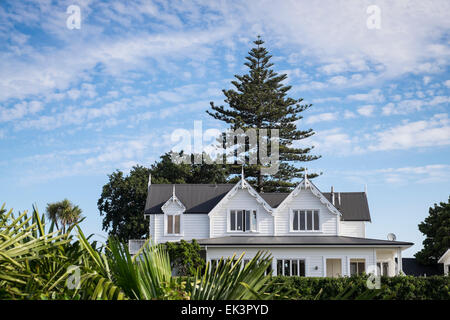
[[415, 196, 450, 265], [1, 203, 277, 300], [45, 199, 83, 233], [165, 240, 205, 276], [0, 204, 77, 299], [98, 165, 151, 241], [98, 152, 228, 240], [207, 37, 320, 192], [266, 275, 450, 300], [151, 151, 228, 184]]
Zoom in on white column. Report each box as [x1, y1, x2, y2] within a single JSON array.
[[397, 248, 403, 275]]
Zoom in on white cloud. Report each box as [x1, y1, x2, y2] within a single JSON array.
[[382, 96, 450, 115], [0, 100, 43, 122], [347, 89, 385, 103], [296, 127, 360, 156], [368, 113, 450, 151], [306, 112, 338, 124], [423, 76, 432, 85], [344, 110, 356, 119], [340, 164, 450, 185], [357, 105, 376, 117], [311, 97, 341, 104]]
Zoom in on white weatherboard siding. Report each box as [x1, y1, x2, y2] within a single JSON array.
[[149, 213, 209, 244], [275, 189, 338, 236], [376, 250, 396, 277], [206, 247, 377, 277], [209, 188, 274, 238], [339, 221, 366, 238]]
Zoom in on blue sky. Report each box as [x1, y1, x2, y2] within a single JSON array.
[[0, 0, 449, 256]]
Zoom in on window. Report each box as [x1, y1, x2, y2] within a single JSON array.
[[377, 262, 389, 276], [167, 214, 180, 234], [292, 210, 319, 231], [229, 210, 257, 232], [276, 259, 306, 276], [350, 259, 366, 276]]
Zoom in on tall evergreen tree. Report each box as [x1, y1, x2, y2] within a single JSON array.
[[207, 36, 320, 192], [415, 196, 450, 265]]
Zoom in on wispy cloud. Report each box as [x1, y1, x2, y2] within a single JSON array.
[[368, 113, 450, 151]]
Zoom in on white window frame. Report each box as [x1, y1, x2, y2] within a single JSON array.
[[275, 258, 308, 277], [164, 212, 183, 236], [376, 260, 390, 276], [227, 209, 258, 233], [290, 209, 321, 232], [346, 255, 371, 276]]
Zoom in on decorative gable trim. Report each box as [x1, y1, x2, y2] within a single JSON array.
[[277, 177, 342, 217], [208, 178, 274, 217], [161, 185, 186, 213]]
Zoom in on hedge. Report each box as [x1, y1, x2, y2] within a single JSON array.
[[266, 275, 450, 300]]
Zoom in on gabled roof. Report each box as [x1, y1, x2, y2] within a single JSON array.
[[144, 183, 371, 221], [145, 184, 233, 214], [197, 236, 413, 247]]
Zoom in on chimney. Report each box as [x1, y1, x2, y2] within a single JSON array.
[[338, 192, 341, 206], [331, 186, 335, 205]]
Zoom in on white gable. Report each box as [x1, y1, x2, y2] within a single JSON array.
[[273, 178, 341, 236], [277, 177, 341, 217], [208, 179, 274, 238], [208, 178, 273, 217], [161, 185, 186, 214]]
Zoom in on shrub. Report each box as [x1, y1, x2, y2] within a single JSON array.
[[266, 275, 450, 300]]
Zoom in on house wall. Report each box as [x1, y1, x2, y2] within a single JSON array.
[[209, 188, 274, 238], [339, 221, 366, 238], [274, 188, 339, 236], [376, 250, 396, 277], [206, 247, 377, 277], [149, 200, 209, 243]]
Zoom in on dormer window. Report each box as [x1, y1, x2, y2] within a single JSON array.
[[229, 209, 257, 232], [292, 210, 319, 231]]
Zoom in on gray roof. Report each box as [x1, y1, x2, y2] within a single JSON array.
[[401, 258, 444, 276], [197, 236, 413, 247], [145, 184, 234, 214], [145, 184, 371, 221]]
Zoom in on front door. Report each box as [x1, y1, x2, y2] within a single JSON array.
[[326, 258, 342, 277]]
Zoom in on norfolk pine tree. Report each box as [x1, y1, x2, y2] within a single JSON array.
[[207, 36, 320, 192]]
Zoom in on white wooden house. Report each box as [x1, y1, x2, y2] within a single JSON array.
[[438, 249, 450, 275], [129, 172, 413, 277]]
